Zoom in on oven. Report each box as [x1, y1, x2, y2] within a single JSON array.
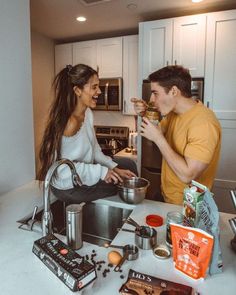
[[94, 125, 129, 157]]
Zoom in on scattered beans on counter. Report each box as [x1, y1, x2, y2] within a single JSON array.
[[85, 249, 127, 280]]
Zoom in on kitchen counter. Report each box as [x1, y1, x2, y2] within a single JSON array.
[[0, 181, 235, 295], [114, 148, 137, 164]]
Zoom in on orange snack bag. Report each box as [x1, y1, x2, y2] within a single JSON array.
[[171, 223, 214, 280]]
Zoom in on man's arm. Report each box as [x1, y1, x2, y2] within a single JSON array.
[[140, 117, 208, 183], [157, 137, 208, 183]]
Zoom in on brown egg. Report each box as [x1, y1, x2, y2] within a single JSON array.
[[107, 250, 122, 265]]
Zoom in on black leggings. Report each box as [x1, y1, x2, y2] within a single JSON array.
[[51, 158, 138, 204]]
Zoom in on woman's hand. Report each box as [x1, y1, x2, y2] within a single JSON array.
[[113, 167, 136, 180], [104, 169, 123, 184]]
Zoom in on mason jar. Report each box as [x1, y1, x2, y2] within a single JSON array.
[[166, 211, 184, 248], [145, 106, 160, 125]]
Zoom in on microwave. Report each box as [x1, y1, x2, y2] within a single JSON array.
[[95, 78, 122, 111]]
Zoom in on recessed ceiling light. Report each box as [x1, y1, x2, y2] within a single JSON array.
[[192, 0, 203, 3], [127, 3, 138, 10], [76, 16, 87, 22]]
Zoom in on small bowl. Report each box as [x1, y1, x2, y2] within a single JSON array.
[[153, 244, 171, 259], [118, 177, 150, 204]]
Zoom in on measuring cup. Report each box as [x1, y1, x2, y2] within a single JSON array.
[[107, 244, 139, 272]]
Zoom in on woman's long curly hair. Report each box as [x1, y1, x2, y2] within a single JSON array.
[[37, 64, 98, 182]]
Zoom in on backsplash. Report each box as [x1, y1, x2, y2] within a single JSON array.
[[93, 111, 136, 131]]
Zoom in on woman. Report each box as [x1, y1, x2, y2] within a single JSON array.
[[38, 64, 136, 204]]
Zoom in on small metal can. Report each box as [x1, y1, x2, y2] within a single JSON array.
[[166, 211, 184, 248]]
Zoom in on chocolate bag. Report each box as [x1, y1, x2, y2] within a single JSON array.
[[171, 224, 214, 280], [119, 269, 196, 294]]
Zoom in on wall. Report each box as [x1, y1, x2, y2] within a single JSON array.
[[31, 31, 55, 175], [93, 111, 136, 131], [0, 0, 35, 195]]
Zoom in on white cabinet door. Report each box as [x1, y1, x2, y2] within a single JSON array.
[[123, 35, 138, 115], [204, 10, 236, 210], [97, 37, 123, 78], [55, 43, 73, 75], [173, 14, 206, 77], [139, 19, 172, 80], [139, 15, 206, 81], [72, 40, 97, 70], [205, 10, 236, 120]]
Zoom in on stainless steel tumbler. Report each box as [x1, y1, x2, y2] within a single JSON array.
[[66, 203, 85, 250]]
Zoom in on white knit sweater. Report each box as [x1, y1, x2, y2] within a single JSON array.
[[52, 108, 117, 190]]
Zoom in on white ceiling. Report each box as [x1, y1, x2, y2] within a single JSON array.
[[30, 0, 236, 42]]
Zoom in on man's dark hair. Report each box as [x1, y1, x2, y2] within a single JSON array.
[[148, 65, 192, 98]]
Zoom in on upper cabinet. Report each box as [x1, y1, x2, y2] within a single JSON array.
[[173, 15, 206, 77], [55, 37, 123, 78], [139, 19, 172, 80], [55, 43, 73, 75], [96, 37, 123, 78], [205, 10, 236, 120], [123, 35, 138, 115], [73, 37, 123, 78], [72, 40, 97, 70], [139, 14, 206, 80]]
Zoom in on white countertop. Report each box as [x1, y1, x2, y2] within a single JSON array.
[[0, 181, 235, 295], [114, 148, 137, 163]]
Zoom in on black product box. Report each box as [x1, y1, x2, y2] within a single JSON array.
[[32, 234, 97, 292]]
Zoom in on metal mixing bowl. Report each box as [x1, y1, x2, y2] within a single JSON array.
[[118, 177, 150, 204]]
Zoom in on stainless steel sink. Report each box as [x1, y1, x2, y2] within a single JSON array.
[[17, 200, 132, 246]]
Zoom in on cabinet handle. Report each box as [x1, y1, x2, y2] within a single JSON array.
[[174, 60, 177, 65], [124, 100, 126, 113], [166, 61, 169, 66], [105, 82, 109, 110], [207, 101, 210, 108]]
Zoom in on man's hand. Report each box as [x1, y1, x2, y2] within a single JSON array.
[[140, 116, 165, 144], [130, 97, 147, 116]]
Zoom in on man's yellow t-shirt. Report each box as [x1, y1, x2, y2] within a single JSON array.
[[160, 101, 221, 205]]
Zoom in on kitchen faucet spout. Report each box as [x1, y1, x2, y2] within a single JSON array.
[[42, 158, 82, 236]]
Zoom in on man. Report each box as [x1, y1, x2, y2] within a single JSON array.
[[132, 65, 221, 205]]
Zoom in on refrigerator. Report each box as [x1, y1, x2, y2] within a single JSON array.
[[141, 80, 162, 201]]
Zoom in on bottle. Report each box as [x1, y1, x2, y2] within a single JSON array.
[[66, 203, 85, 250]]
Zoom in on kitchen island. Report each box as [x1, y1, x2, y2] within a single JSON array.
[[0, 181, 235, 295]]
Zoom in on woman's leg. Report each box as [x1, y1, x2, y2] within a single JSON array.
[[51, 180, 117, 204]]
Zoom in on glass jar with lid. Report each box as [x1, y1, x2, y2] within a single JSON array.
[[166, 211, 184, 248], [145, 103, 160, 125]]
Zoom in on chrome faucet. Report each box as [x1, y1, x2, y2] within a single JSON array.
[[42, 158, 82, 236]]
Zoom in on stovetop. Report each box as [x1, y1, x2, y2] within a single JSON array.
[[94, 125, 129, 139]]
